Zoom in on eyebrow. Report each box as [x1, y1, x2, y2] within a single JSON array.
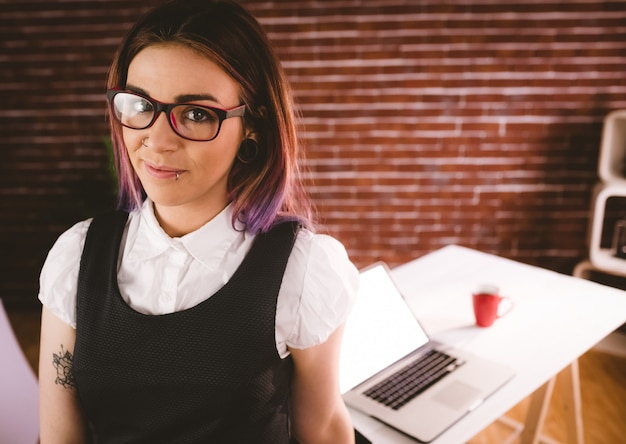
[[126, 84, 221, 104]]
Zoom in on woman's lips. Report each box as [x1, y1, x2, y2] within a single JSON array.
[[143, 161, 184, 180]]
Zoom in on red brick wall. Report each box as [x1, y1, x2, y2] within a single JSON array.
[[2, 0, 625, 306]]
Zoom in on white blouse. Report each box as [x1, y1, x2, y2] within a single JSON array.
[[38, 199, 359, 359]]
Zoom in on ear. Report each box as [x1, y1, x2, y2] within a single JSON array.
[[242, 128, 258, 143], [240, 105, 266, 142]]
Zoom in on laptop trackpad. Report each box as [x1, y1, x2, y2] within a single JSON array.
[[432, 381, 482, 411]]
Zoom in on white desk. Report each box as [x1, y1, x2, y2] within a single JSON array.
[[350, 245, 626, 444]]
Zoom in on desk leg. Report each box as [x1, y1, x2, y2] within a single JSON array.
[[561, 359, 584, 444], [520, 376, 555, 444], [519, 360, 584, 444]]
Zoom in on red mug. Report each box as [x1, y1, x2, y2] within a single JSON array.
[[472, 285, 513, 327]]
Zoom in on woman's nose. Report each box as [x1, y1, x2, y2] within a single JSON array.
[[144, 112, 182, 150]]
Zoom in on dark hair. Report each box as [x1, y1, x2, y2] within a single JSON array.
[[107, 0, 315, 233]]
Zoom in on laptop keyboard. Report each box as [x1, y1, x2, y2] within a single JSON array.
[[363, 349, 462, 410]]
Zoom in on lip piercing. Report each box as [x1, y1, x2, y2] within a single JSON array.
[[175, 172, 180, 181], [141, 137, 149, 147]]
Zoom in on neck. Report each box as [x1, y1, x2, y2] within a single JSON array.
[[152, 201, 229, 237]]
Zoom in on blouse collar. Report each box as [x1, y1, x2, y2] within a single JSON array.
[[126, 199, 249, 270]]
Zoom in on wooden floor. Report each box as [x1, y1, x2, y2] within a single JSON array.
[[467, 344, 626, 444], [6, 307, 626, 443]]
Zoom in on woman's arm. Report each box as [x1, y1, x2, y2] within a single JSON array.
[[39, 306, 89, 443], [289, 324, 355, 444]]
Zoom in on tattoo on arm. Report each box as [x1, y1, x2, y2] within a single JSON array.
[[52, 345, 76, 389]]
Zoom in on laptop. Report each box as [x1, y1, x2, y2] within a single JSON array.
[[340, 262, 515, 443]]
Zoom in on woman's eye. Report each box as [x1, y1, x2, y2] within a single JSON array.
[[133, 100, 153, 114], [183, 107, 218, 123]]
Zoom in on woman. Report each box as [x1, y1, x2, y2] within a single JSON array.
[[38, 1, 358, 442]]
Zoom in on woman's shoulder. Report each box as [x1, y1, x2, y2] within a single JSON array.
[[38, 218, 94, 327], [292, 227, 358, 281], [43, 218, 94, 271], [280, 227, 360, 349]]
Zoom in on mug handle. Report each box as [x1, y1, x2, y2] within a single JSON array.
[[497, 296, 514, 318]]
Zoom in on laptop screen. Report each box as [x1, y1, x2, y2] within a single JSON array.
[[339, 263, 430, 393]]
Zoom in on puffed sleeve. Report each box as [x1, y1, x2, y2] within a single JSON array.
[[283, 230, 359, 351], [38, 219, 92, 328]]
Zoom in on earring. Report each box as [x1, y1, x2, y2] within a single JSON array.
[[237, 138, 259, 164]]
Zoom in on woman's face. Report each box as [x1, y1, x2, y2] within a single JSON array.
[[123, 43, 244, 219]]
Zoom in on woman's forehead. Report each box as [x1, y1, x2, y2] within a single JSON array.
[[127, 43, 241, 107]]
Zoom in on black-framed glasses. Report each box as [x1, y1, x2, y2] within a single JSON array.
[[107, 89, 246, 142]]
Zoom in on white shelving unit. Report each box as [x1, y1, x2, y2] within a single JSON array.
[[586, 109, 626, 277], [598, 109, 626, 185], [589, 182, 626, 277]]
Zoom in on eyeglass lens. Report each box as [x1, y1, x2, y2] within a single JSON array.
[[111, 92, 223, 141]]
